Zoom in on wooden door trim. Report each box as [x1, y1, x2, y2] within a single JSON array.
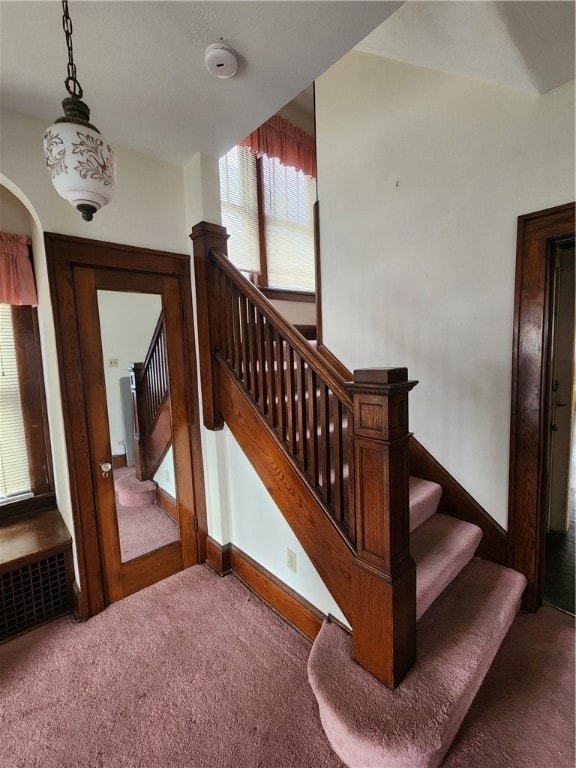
[[45, 233, 207, 619], [508, 202, 575, 610]]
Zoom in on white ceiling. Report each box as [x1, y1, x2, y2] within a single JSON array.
[[0, 1, 400, 164], [356, 1, 575, 94], [1, 1, 574, 167]]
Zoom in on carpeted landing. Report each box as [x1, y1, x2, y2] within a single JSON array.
[[114, 467, 179, 562], [0, 565, 573, 768]]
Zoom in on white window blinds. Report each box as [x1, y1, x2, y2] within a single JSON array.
[[262, 155, 316, 291], [0, 304, 32, 502], [219, 145, 260, 274]]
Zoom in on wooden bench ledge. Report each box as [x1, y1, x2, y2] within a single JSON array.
[[0, 507, 72, 573]]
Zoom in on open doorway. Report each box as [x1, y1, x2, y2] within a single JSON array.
[[508, 202, 575, 611], [543, 243, 575, 614]]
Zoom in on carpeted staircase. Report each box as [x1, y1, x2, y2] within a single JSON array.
[[115, 469, 158, 507], [308, 476, 527, 768]]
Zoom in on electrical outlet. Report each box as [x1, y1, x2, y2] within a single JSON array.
[[108, 358, 119, 368], [287, 548, 297, 573]]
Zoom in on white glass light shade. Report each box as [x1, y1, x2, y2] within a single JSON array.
[[43, 121, 115, 221]]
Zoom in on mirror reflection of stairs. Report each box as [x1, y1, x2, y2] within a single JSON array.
[[114, 468, 178, 561]]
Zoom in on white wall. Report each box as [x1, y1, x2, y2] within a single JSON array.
[[0, 186, 33, 234], [183, 152, 232, 547], [315, 52, 575, 528], [225, 430, 349, 624], [269, 298, 316, 327], [1, 108, 189, 584], [154, 447, 176, 499], [1, 109, 189, 253]]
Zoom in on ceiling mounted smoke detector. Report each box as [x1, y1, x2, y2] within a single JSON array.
[[205, 42, 238, 79]]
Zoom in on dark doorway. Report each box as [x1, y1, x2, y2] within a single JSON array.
[[508, 202, 575, 611], [543, 243, 575, 614]]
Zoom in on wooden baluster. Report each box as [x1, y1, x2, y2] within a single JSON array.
[[318, 381, 330, 505], [295, 355, 307, 467], [156, 336, 163, 397], [159, 331, 167, 395], [129, 362, 147, 481], [220, 272, 231, 366], [255, 311, 267, 416], [331, 393, 343, 527], [285, 345, 296, 454], [343, 407, 353, 538], [349, 367, 418, 689], [274, 331, 286, 442], [225, 278, 234, 373], [151, 356, 158, 414], [247, 301, 258, 403], [240, 295, 250, 391], [306, 366, 319, 487], [231, 284, 241, 379], [266, 321, 276, 428], [190, 221, 229, 430]]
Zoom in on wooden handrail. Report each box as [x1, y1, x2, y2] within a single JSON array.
[[192, 221, 417, 688], [209, 247, 354, 409], [210, 245, 355, 540], [129, 312, 170, 481], [131, 313, 168, 438], [142, 313, 165, 377]]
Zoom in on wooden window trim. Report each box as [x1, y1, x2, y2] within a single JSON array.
[[255, 155, 269, 289], [260, 287, 315, 303], [233, 150, 317, 297], [1, 305, 54, 518]]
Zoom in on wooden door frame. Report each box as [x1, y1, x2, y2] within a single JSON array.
[[508, 202, 575, 610], [45, 233, 207, 620]]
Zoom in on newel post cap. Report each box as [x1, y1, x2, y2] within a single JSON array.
[[189, 221, 230, 241], [351, 368, 418, 394]]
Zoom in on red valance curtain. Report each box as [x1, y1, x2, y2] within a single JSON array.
[[240, 115, 316, 178], [0, 231, 38, 306]]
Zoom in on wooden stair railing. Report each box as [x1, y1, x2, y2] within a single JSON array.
[[192, 221, 418, 688], [129, 313, 172, 482]]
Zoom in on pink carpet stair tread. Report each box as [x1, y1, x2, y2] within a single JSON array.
[[308, 560, 527, 768], [307, 475, 527, 768], [114, 472, 157, 508]]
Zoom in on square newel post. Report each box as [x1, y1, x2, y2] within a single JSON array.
[[349, 367, 418, 689], [190, 222, 229, 430]]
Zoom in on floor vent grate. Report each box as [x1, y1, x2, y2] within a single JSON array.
[[1, 553, 72, 641]]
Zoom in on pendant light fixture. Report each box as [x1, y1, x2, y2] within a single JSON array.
[[43, 1, 115, 221]]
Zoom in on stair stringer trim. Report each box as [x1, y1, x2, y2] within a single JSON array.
[[142, 394, 172, 480], [219, 361, 355, 623]]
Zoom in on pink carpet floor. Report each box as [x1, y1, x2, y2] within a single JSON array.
[[0, 565, 573, 768], [116, 499, 179, 562]]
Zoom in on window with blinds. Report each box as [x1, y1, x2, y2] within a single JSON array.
[[262, 155, 316, 291], [218, 145, 316, 292], [0, 304, 32, 503], [219, 145, 260, 275]]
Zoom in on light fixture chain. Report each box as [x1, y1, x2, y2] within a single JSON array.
[[62, 0, 83, 99]]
